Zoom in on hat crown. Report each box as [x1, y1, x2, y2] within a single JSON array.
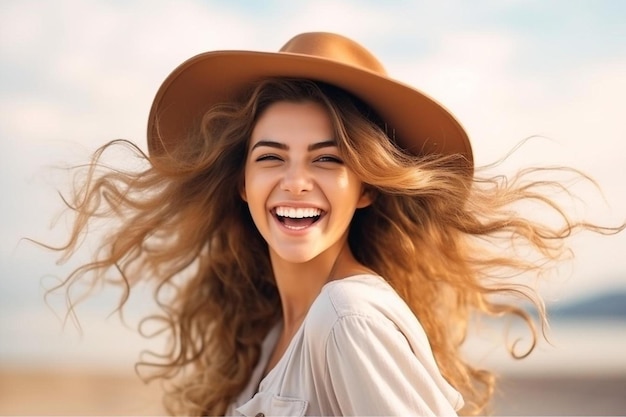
[[279, 32, 387, 76]]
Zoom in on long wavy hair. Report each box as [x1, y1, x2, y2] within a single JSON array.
[[44, 78, 623, 415]]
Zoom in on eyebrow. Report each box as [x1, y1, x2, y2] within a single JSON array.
[[251, 140, 337, 152]]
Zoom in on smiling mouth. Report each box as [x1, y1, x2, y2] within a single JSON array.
[[272, 206, 325, 230]]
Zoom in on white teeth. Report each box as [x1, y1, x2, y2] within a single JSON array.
[[275, 206, 322, 218]]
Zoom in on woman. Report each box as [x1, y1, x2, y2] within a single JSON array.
[[48, 32, 622, 415]]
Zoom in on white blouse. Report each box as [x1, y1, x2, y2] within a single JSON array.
[[225, 274, 463, 416]]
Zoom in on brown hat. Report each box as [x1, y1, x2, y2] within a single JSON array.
[[147, 32, 473, 171]]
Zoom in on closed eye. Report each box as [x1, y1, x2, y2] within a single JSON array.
[[255, 154, 283, 162], [315, 155, 344, 164]]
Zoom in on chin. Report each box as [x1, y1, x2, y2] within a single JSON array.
[[275, 252, 319, 265], [270, 247, 322, 265]]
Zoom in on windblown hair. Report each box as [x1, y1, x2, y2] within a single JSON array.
[[46, 78, 622, 415]]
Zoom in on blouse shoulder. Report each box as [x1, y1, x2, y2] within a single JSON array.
[[301, 274, 464, 414], [303, 274, 429, 348], [307, 274, 389, 318], [323, 274, 397, 315]]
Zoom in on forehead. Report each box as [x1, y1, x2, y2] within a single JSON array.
[[250, 101, 334, 145]]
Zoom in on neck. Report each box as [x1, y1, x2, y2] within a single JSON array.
[[270, 241, 357, 330]]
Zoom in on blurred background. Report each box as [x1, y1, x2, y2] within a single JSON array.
[[1, 0, 625, 415]]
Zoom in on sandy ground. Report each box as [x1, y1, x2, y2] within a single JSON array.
[[0, 367, 165, 415], [0, 368, 624, 416], [491, 374, 626, 416]]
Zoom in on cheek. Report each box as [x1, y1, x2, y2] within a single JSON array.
[[242, 161, 259, 198], [335, 171, 350, 189], [243, 168, 271, 213], [242, 178, 257, 206], [329, 170, 359, 194], [336, 171, 364, 198]]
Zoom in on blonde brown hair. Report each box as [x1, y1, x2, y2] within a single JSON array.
[[45, 78, 622, 415]]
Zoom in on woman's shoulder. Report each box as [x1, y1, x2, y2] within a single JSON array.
[[303, 274, 421, 340], [320, 274, 401, 316]]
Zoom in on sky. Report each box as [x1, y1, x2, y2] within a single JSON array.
[[1, 0, 625, 368]]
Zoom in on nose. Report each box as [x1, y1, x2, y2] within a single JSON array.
[[280, 162, 313, 195]]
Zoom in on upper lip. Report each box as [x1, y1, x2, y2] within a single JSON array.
[[270, 202, 326, 211]]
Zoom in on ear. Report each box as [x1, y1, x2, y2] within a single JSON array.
[[356, 186, 374, 209]]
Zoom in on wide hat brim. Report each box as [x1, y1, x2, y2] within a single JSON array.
[[147, 39, 473, 175]]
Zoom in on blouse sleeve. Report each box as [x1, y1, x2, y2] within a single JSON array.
[[323, 314, 460, 416]]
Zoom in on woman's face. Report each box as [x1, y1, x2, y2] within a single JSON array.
[[242, 100, 371, 265]]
